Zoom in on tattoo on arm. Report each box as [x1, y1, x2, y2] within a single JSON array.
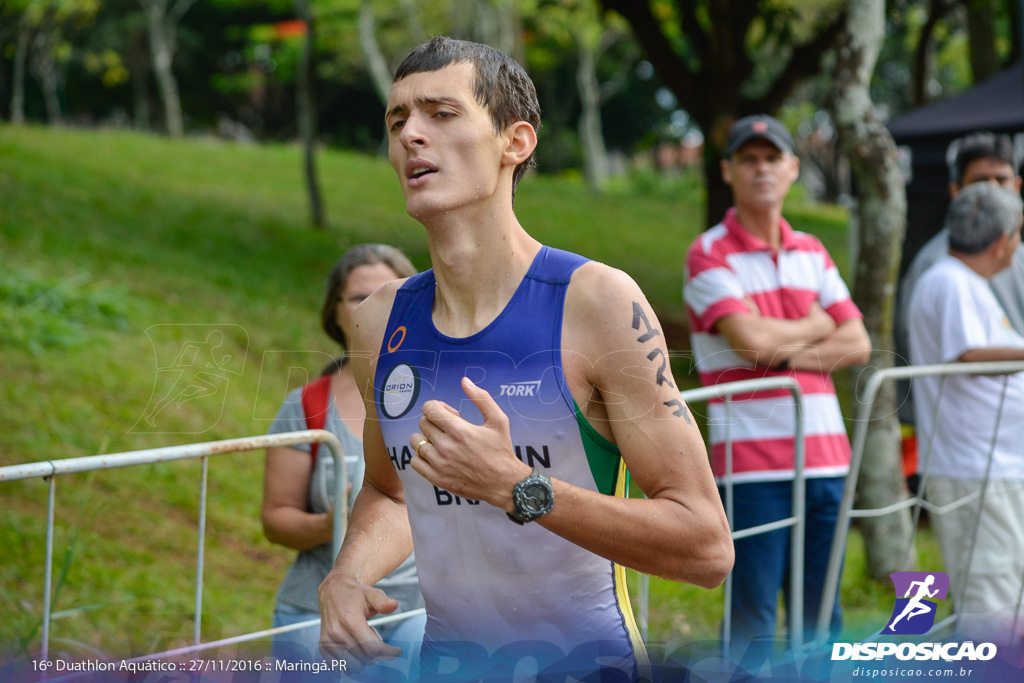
[[632, 301, 690, 423], [646, 348, 675, 388], [631, 302, 661, 344], [663, 399, 693, 425]]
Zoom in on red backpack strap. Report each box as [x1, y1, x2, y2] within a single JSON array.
[[300, 374, 332, 466]]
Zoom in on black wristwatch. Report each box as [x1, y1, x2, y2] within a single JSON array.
[[507, 468, 555, 525]]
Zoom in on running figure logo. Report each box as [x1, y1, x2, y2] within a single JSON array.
[[133, 324, 248, 434], [883, 571, 949, 635]]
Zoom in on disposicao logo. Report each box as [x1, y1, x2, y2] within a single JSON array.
[[831, 570, 997, 663], [883, 571, 948, 635]]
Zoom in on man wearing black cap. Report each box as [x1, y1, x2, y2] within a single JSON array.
[[684, 114, 871, 664]]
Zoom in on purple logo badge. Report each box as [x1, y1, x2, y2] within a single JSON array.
[[883, 571, 949, 635]]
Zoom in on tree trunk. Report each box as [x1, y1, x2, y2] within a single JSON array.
[[31, 43, 62, 125], [129, 25, 151, 130], [495, 0, 524, 66], [966, 0, 1000, 82], [600, 0, 845, 229], [450, 0, 471, 42], [471, 0, 500, 54], [910, 0, 954, 107], [397, 0, 426, 46], [296, 0, 325, 229], [11, 19, 30, 124], [701, 116, 732, 228], [449, 0, 523, 65], [358, 0, 393, 106], [1008, 0, 1021, 65], [576, 37, 608, 193], [143, 0, 185, 137], [0, 34, 6, 118], [830, 0, 913, 580]]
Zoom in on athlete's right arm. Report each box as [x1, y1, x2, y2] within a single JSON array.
[[318, 280, 416, 668]]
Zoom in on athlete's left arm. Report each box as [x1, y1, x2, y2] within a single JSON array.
[[550, 263, 733, 586]]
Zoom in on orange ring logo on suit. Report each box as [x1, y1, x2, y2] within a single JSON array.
[[388, 326, 407, 353]]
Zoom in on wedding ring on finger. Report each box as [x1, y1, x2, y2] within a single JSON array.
[[414, 438, 430, 457]]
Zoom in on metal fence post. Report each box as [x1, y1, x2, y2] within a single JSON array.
[[721, 395, 735, 658], [789, 386, 805, 651], [42, 474, 56, 664], [661, 377, 806, 659], [194, 455, 209, 646], [816, 360, 1024, 646], [0, 430, 347, 664], [952, 375, 1009, 635]]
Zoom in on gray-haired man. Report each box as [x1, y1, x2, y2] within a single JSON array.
[[908, 182, 1024, 641], [896, 133, 1024, 450]]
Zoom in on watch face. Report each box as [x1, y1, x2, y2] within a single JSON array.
[[521, 482, 553, 514], [510, 470, 554, 523]]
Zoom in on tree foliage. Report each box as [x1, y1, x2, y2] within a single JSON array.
[[599, 0, 847, 226], [532, 0, 639, 190], [6, 0, 101, 124], [0, 0, 1016, 201], [872, 0, 1019, 113]]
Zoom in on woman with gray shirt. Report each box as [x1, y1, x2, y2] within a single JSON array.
[[262, 244, 424, 676]]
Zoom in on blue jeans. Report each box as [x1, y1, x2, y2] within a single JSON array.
[[272, 603, 427, 682], [723, 477, 844, 666]]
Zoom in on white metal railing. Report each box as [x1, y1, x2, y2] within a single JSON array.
[[0, 430, 348, 665], [11, 364, 1019, 671], [635, 376, 806, 655], [816, 361, 1024, 645]]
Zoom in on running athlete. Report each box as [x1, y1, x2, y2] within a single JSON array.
[[318, 37, 733, 680], [889, 575, 940, 631]]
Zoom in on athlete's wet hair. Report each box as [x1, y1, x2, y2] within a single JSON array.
[[393, 36, 541, 203], [319, 244, 416, 374]]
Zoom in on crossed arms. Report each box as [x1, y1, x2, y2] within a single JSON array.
[[716, 299, 871, 372]]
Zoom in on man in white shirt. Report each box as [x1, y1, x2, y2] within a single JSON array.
[[908, 181, 1024, 639], [900, 132, 1024, 339], [895, 133, 1024, 480]]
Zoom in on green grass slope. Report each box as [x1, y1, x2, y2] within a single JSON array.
[[0, 124, 915, 661]]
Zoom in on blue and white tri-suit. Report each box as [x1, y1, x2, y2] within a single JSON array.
[[374, 246, 650, 680]]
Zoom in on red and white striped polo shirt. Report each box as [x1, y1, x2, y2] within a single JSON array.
[[684, 208, 862, 483]]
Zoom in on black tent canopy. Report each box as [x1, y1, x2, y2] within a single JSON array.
[[886, 61, 1024, 276], [888, 62, 1024, 141]]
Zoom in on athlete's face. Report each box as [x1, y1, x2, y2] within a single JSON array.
[[335, 263, 401, 340], [385, 63, 510, 221], [722, 138, 800, 211]]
